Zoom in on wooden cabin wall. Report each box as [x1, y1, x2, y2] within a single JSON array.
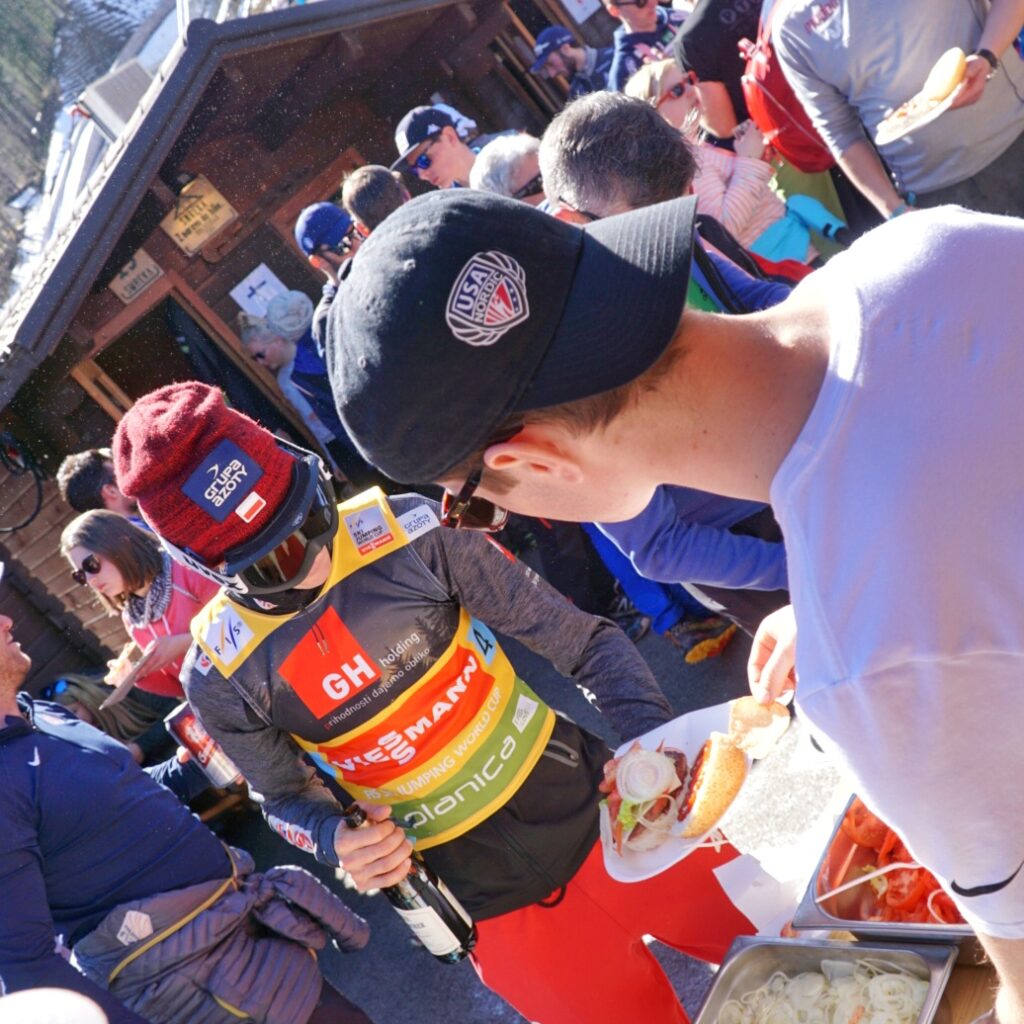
[[0, 460, 124, 692], [2, 0, 602, 678]]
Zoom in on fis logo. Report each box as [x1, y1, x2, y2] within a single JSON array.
[[344, 505, 393, 555], [280, 606, 381, 718], [182, 439, 264, 522], [204, 607, 254, 668], [445, 251, 529, 346]]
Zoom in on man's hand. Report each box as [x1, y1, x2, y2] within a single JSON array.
[[949, 55, 993, 110], [748, 604, 797, 704], [333, 803, 413, 890]]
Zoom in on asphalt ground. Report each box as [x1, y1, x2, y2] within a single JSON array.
[[220, 626, 843, 1024]]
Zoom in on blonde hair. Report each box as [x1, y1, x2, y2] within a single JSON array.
[[624, 60, 701, 136], [623, 58, 678, 106], [44, 672, 164, 745]]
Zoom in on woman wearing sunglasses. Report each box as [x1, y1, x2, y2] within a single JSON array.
[[60, 511, 220, 699], [625, 59, 839, 265]]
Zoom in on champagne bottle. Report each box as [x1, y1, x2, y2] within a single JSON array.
[[342, 804, 477, 963]]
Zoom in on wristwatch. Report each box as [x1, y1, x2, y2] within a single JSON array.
[[974, 47, 999, 79]]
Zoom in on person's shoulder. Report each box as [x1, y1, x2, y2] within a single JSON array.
[[381, 491, 445, 548]]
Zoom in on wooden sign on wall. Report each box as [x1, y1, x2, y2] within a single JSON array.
[[108, 248, 164, 304], [160, 175, 239, 256]]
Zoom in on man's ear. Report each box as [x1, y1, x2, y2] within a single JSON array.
[[99, 481, 122, 508], [482, 429, 585, 484]]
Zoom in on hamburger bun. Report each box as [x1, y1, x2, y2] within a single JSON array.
[[728, 696, 790, 760], [922, 47, 967, 103], [680, 732, 747, 838], [104, 644, 137, 687]]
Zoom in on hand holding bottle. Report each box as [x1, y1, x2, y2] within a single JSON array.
[[733, 119, 769, 161], [332, 802, 413, 890], [342, 803, 477, 962]]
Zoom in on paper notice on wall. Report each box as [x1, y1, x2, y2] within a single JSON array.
[[229, 263, 288, 316], [560, 0, 602, 24]]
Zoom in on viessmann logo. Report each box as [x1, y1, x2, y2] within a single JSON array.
[[279, 606, 381, 719]]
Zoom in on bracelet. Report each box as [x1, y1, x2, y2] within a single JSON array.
[[974, 47, 999, 79], [888, 201, 912, 219]]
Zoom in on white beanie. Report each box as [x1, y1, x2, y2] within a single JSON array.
[[265, 290, 314, 342]]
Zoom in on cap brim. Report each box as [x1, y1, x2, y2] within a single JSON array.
[[529, 53, 549, 73], [390, 147, 416, 172], [517, 194, 697, 411]]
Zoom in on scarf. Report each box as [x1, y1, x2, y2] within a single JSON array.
[[125, 552, 173, 628]]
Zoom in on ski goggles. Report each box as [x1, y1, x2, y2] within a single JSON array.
[[159, 440, 338, 596]]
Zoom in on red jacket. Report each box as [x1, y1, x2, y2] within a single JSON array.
[[121, 562, 220, 698]]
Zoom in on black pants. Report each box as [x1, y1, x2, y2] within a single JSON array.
[[306, 982, 375, 1024]]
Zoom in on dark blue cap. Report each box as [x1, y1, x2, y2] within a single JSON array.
[[530, 26, 574, 73], [391, 106, 458, 171], [327, 190, 697, 482], [294, 202, 353, 256]]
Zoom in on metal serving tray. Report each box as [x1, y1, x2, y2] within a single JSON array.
[[694, 935, 957, 1024], [790, 798, 982, 961]]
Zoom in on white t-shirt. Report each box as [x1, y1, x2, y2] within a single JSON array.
[[771, 206, 1024, 938]]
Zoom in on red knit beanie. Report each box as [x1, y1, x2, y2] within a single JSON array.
[[113, 382, 294, 563]]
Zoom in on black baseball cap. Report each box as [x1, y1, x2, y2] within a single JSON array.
[[391, 106, 457, 172], [328, 189, 697, 483]]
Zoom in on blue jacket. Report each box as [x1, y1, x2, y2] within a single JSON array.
[[607, 7, 689, 92], [568, 45, 616, 99], [599, 486, 788, 591], [597, 246, 790, 593], [0, 698, 227, 1023]]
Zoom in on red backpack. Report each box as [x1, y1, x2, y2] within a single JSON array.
[[739, 5, 835, 174]]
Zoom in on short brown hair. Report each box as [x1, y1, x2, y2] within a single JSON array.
[[442, 331, 687, 495], [60, 510, 164, 613], [342, 165, 408, 232]]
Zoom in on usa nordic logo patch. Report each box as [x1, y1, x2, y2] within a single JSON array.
[[445, 251, 529, 346]]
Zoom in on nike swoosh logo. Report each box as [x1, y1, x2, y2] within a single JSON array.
[[28, 746, 40, 767], [951, 857, 1024, 898]]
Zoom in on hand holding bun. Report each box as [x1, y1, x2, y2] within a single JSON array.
[[104, 644, 137, 687], [729, 695, 790, 760]]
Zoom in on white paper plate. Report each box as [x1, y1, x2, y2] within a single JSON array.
[[874, 89, 957, 147], [600, 701, 750, 883]]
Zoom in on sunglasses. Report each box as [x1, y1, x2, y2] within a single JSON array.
[[439, 424, 523, 532], [440, 467, 511, 533], [41, 678, 71, 700], [410, 137, 440, 177], [512, 173, 544, 201], [320, 225, 359, 258], [554, 195, 601, 223], [71, 553, 102, 586], [656, 71, 698, 107]]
